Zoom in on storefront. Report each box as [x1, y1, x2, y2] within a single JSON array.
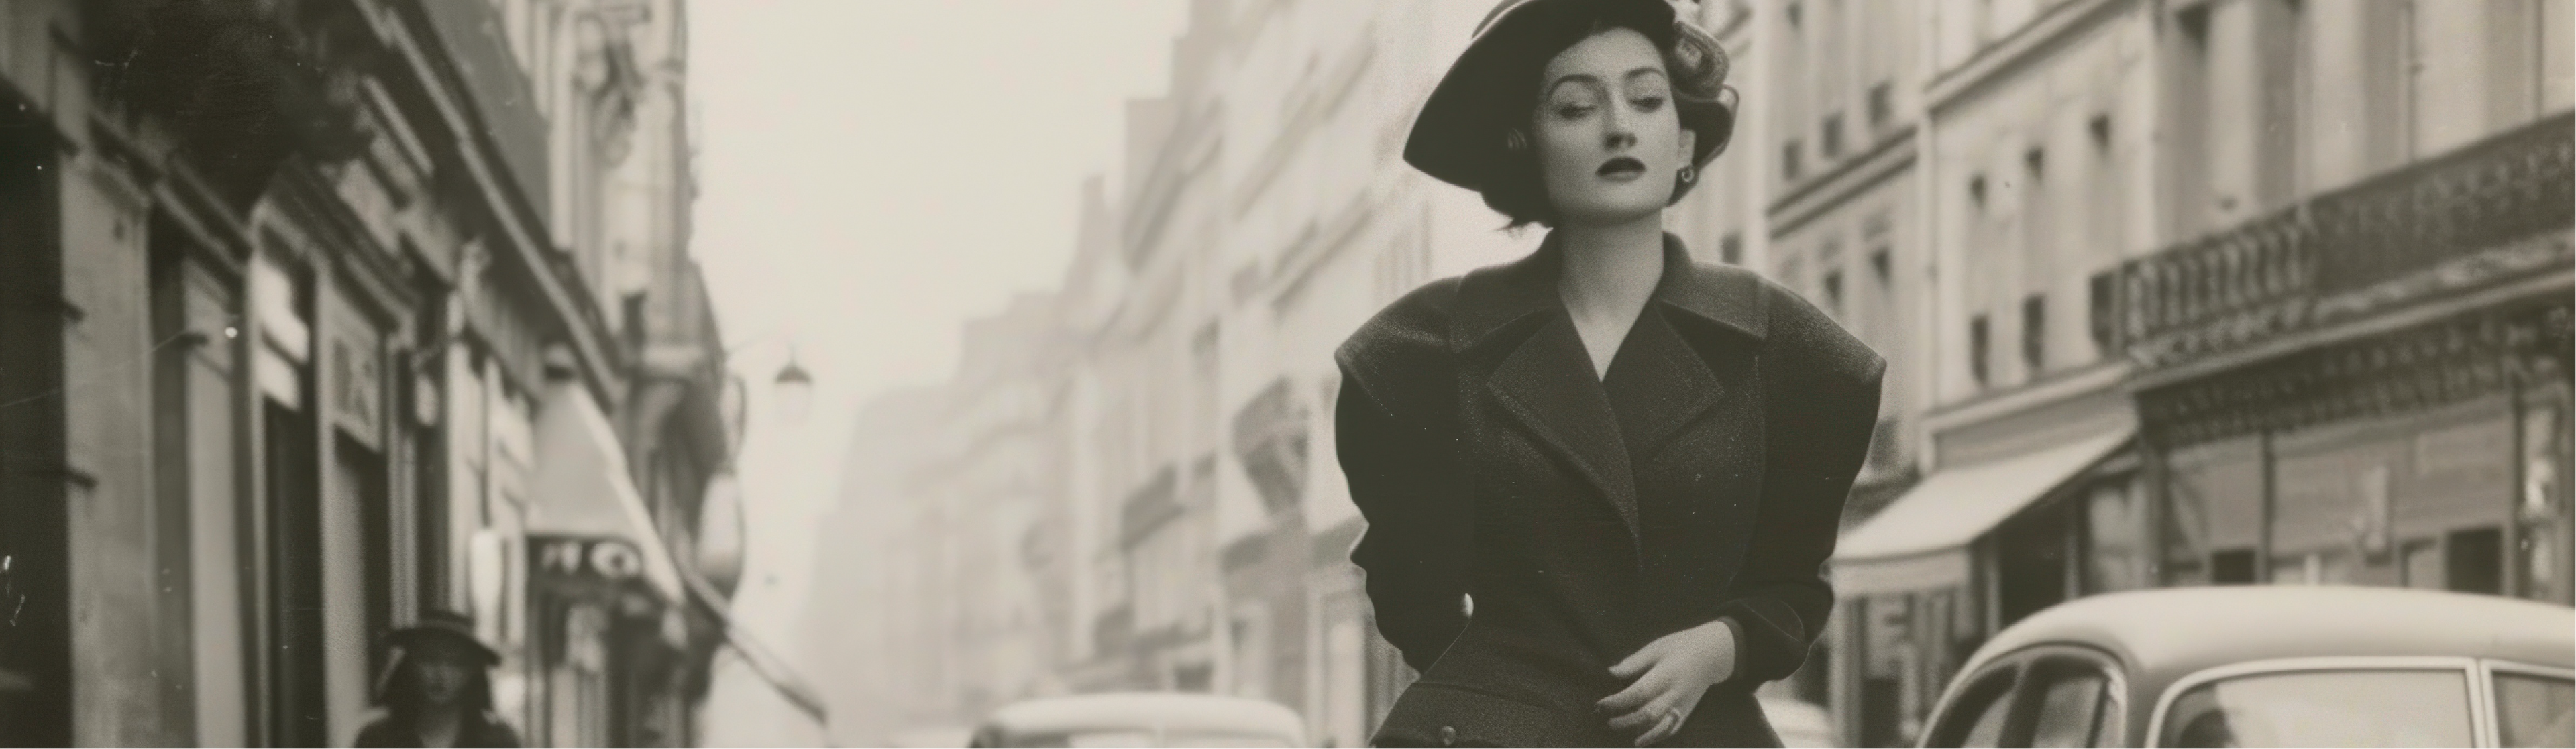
[[1830, 428, 2136, 748], [527, 367, 694, 747], [2139, 297, 2575, 603]]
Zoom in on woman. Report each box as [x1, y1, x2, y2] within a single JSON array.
[[354, 611, 523, 748], [1335, 1, 1884, 746]]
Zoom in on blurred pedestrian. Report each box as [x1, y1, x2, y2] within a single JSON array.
[[1338, 0, 1883, 746], [354, 610, 523, 748]]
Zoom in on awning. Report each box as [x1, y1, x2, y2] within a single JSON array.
[[1833, 428, 2134, 595], [689, 571, 831, 722], [529, 380, 686, 602]]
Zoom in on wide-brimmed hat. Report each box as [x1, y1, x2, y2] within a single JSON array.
[[388, 610, 501, 667], [1403, 0, 1736, 192]]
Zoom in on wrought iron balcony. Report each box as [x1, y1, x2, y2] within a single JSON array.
[[2121, 113, 2575, 371]]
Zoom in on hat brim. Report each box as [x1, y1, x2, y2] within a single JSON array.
[[1403, 0, 1735, 192]]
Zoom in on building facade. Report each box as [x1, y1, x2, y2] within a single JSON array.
[[0, 0, 794, 745], [812, 1, 2571, 748]]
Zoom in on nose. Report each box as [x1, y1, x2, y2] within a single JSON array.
[[1602, 104, 1636, 152]]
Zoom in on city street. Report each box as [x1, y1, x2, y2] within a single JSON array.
[[0, 1, 2569, 748]]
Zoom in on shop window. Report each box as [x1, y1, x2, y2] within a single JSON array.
[[2516, 403, 2568, 604], [2084, 478, 2152, 593], [2022, 294, 2047, 375], [1822, 270, 1845, 319], [2446, 526, 2503, 595], [2210, 548, 2259, 585], [1821, 112, 1845, 159], [1997, 501, 2072, 626], [1869, 81, 1894, 129]]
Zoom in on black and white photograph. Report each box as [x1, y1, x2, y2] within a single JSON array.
[[0, 0, 2570, 746]]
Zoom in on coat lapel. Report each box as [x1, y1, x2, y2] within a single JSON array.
[[1599, 307, 1722, 460], [1485, 314, 1642, 544], [1450, 233, 1774, 556], [1600, 239, 1761, 458]]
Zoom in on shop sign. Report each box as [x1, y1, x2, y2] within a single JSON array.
[[531, 535, 647, 584]]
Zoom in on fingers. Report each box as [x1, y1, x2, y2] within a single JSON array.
[[1609, 637, 1668, 679], [1633, 709, 1683, 747], [1587, 674, 1669, 720], [1605, 698, 1671, 734]]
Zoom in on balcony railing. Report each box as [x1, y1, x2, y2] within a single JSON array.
[[2121, 113, 2575, 369]]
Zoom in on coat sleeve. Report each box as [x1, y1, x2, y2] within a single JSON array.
[[1332, 280, 1472, 675], [1714, 285, 1886, 688]]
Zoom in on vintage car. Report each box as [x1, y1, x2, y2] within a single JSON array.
[[1917, 585, 2575, 748], [967, 691, 1309, 748], [886, 726, 977, 748], [1762, 695, 1838, 748]]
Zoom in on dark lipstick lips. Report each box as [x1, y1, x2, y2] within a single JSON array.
[[1597, 157, 1646, 176]]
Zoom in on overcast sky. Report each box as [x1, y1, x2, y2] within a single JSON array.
[[686, 3, 1188, 742], [690, 0, 1188, 436]]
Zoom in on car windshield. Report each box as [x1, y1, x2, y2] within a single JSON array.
[[2158, 668, 2473, 748]]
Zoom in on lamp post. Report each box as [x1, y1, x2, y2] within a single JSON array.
[[773, 351, 814, 426]]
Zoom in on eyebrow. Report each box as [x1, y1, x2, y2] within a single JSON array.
[[1544, 67, 1672, 92]]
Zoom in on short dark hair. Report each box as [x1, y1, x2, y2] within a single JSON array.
[[377, 644, 496, 720], [1481, 12, 1732, 231]]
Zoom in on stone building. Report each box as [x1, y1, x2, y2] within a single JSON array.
[[0, 1, 792, 745]]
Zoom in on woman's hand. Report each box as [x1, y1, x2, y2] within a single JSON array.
[[1596, 618, 1739, 746]]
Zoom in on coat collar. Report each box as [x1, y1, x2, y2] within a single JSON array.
[[1449, 231, 1769, 354], [1462, 231, 1765, 563]]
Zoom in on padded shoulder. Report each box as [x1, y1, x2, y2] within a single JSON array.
[[1332, 276, 1464, 415]]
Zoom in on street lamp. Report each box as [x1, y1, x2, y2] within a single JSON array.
[[773, 351, 814, 424]]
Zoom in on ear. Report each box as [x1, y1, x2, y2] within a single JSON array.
[[1676, 126, 1698, 166]]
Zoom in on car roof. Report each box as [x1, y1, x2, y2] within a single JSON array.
[[979, 692, 1306, 740], [1963, 586, 2576, 691], [885, 726, 976, 748]]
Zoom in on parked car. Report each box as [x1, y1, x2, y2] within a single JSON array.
[[1762, 695, 1838, 748], [887, 726, 977, 748], [1917, 586, 2575, 748], [967, 691, 1309, 748]]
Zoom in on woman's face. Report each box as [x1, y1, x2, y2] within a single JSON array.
[[1530, 27, 1695, 227], [411, 642, 476, 707]]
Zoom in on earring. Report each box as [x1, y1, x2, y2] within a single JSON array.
[[1502, 129, 1529, 153], [1677, 164, 1697, 184]]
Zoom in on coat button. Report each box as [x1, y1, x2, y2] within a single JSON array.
[[1439, 725, 1458, 746]]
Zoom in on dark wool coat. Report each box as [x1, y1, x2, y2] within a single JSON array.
[[352, 711, 523, 748], [1334, 233, 1883, 748]]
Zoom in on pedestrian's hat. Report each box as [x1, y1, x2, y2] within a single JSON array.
[[388, 610, 502, 667], [1403, 0, 1737, 192]]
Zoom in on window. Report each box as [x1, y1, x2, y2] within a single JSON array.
[[2088, 272, 2116, 355], [1871, 248, 1892, 287], [1969, 174, 1988, 209], [1968, 314, 1991, 387], [1927, 670, 2018, 748], [1869, 82, 1895, 129], [1821, 112, 1845, 158], [2022, 294, 2047, 373], [1782, 139, 1805, 182], [2158, 668, 2475, 748], [1719, 232, 1744, 265], [2446, 526, 2503, 594], [2025, 662, 2113, 748], [2210, 548, 2258, 584], [2493, 671, 2576, 748], [1822, 270, 1845, 318]]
